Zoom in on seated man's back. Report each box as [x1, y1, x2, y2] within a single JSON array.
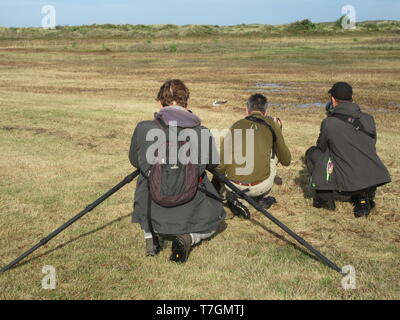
[[221, 112, 291, 183], [216, 94, 291, 213]]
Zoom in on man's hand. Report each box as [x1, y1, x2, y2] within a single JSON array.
[[271, 117, 283, 129]]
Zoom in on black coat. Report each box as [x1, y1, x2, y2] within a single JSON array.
[[129, 106, 225, 234], [312, 102, 391, 192]]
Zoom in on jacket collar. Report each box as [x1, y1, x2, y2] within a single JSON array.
[[247, 112, 267, 120], [157, 105, 201, 128], [333, 102, 362, 119]]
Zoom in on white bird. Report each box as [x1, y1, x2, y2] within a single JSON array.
[[213, 99, 228, 107]]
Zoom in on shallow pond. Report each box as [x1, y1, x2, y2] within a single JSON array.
[[247, 82, 295, 93]]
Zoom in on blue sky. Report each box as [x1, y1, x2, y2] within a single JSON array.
[[0, 0, 399, 27]]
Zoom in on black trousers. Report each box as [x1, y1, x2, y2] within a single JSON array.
[[305, 146, 376, 202]]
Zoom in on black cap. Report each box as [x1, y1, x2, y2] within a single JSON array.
[[328, 82, 353, 101]]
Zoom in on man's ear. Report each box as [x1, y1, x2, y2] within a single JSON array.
[[331, 96, 339, 107]]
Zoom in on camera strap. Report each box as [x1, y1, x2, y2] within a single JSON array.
[[329, 113, 376, 140], [245, 116, 277, 159]]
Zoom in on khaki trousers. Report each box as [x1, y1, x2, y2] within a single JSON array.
[[227, 157, 278, 198]]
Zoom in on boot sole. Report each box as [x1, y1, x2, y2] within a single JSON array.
[[228, 202, 250, 219], [170, 237, 190, 263], [354, 204, 371, 218]]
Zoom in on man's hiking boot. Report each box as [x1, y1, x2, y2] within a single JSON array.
[[227, 193, 251, 219], [255, 196, 277, 209], [170, 234, 192, 263], [145, 235, 165, 256], [369, 200, 376, 212], [313, 197, 336, 211], [353, 198, 371, 218], [274, 176, 283, 186]]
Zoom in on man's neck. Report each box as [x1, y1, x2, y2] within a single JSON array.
[[249, 111, 266, 117]]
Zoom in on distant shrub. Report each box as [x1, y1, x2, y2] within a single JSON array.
[[134, 24, 153, 31], [168, 44, 177, 52], [185, 25, 217, 36], [69, 26, 81, 32], [160, 24, 179, 30], [376, 21, 400, 31], [363, 23, 379, 31], [102, 24, 119, 29], [287, 19, 317, 32], [335, 15, 346, 29], [261, 25, 274, 32], [119, 24, 131, 31], [176, 25, 219, 37]]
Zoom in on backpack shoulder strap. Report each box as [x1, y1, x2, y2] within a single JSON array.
[[245, 115, 277, 158], [329, 113, 376, 140]]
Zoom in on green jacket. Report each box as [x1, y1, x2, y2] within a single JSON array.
[[217, 113, 291, 183]]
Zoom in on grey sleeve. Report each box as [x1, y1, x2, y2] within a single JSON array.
[[371, 117, 378, 144], [129, 126, 140, 168]]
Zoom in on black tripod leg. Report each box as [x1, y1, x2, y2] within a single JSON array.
[[210, 169, 344, 275], [0, 170, 140, 273]]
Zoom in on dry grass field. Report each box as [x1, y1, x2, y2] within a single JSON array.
[[0, 29, 399, 299]]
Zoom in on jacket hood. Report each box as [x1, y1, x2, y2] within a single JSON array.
[[332, 102, 362, 119], [156, 106, 201, 128]]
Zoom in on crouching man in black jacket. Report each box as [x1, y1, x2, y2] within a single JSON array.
[[305, 82, 391, 217]]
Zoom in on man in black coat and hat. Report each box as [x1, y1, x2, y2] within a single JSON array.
[[305, 82, 391, 217]]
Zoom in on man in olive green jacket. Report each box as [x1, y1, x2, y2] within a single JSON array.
[[215, 94, 291, 216]]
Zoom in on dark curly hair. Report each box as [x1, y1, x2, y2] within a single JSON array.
[[156, 79, 190, 108]]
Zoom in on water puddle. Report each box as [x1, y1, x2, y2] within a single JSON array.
[[295, 102, 325, 108], [371, 108, 391, 113], [388, 102, 400, 108], [247, 82, 295, 93], [256, 82, 286, 88]]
